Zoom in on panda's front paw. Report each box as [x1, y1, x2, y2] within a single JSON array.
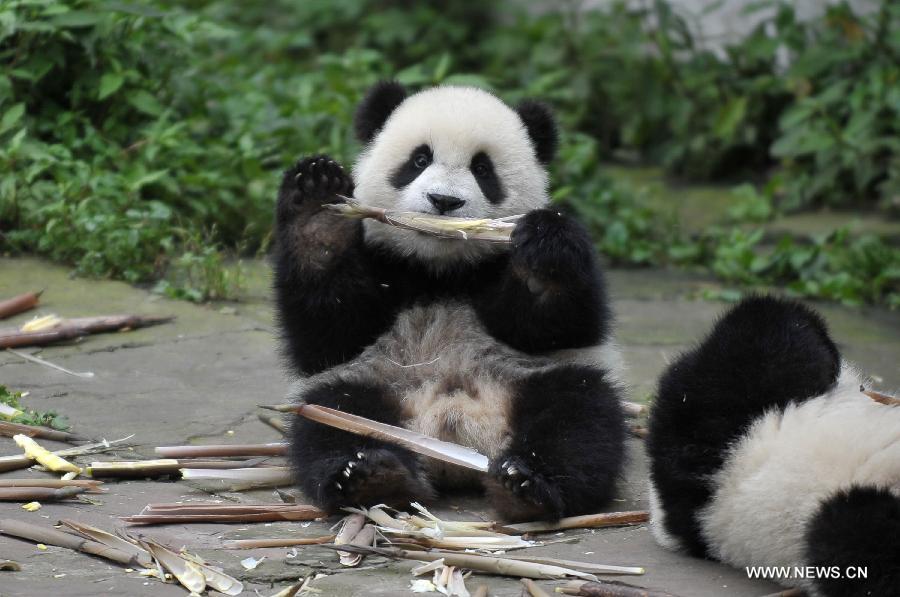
[[281, 155, 354, 207], [319, 448, 433, 511], [511, 209, 594, 286], [487, 454, 564, 522]]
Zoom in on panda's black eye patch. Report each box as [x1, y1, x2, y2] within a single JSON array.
[[390, 144, 432, 189], [470, 152, 505, 204]]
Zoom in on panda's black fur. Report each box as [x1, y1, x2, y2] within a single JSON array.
[[648, 296, 900, 596], [273, 82, 626, 521]]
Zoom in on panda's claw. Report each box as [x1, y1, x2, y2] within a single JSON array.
[[489, 454, 564, 519], [285, 154, 353, 205]]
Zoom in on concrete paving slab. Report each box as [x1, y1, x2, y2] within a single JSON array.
[[1, 257, 897, 596]]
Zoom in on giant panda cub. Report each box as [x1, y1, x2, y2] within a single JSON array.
[[648, 296, 900, 597], [273, 82, 626, 521]]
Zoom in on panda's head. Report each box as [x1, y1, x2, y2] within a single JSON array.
[[352, 81, 558, 265]]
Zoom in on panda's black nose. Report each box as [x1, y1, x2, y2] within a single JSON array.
[[427, 193, 466, 214]]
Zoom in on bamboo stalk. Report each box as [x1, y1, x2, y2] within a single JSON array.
[[558, 580, 680, 597], [495, 554, 643, 576], [223, 535, 335, 549], [0, 420, 86, 443], [0, 314, 174, 349], [0, 519, 145, 567], [258, 413, 288, 435], [0, 486, 85, 501], [522, 578, 552, 597], [154, 443, 287, 458], [0, 436, 134, 474], [88, 458, 272, 478], [0, 479, 104, 492], [325, 197, 518, 243], [0, 291, 42, 320], [321, 544, 598, 581], [508, 511, 649, 534], [864, 389, 900, 406], [179, 466, 292, 490], [123, 503, 325, 525], [58, 520, 153, 568], [266, 403, 489, 472]]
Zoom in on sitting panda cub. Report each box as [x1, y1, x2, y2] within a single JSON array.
[[648, 296, 900, 597], [273, 82, 626, 521]]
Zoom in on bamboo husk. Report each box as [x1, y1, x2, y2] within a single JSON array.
[[0, 435, 134, 473], [559, 580, 680, 597], [0, 314, 174, 349], [0, 420, 86, 443], [123, 503, 325, 525], [0, 518, 145, 567], [864, 389, 900, 406], [508, 511, 649, 534], [325, 197, 519, 243], [13, 434, 81, 473], [0, 486, 85, 501], [258, 413, 288, 435], [622, 401, 646, 417], [522, 578, 552, 597], [223, 535, 335, 549], [266, 403, 489, 472], [335, 513, 367, 566], [154, 443, 287, 458], [140, 539, 206, 594], [0, 479, 104, 492], [0, 291, 42, 320], [58, 520, 153, 567], [179, 466, 292, 490], [87, 458, 271, 478], [322, 544, 598, 581], [472, 586, 488, 597]]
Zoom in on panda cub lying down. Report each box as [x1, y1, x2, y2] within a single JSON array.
[[648, 296, 900, 597], [273, 82, 627, 521]]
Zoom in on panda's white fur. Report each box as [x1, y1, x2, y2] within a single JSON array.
[[354, 86, 550, 266]]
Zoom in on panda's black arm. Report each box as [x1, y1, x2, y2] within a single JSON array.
[[475, 209, 611, 353], [274, 155, 395, 374]]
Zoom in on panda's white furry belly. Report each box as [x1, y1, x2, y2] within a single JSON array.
[[290, 300, 623, 487]]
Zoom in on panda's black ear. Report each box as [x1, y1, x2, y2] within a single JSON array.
[[354, 81, 408, 143], [516, 100, 558, 164]]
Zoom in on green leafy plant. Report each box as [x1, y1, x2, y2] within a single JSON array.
[[0, 385, 69, 430]]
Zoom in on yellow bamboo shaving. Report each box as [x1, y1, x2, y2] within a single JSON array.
[[20, 314, 62, 332], [21, 502, 41, 512], [13, 434, 82, 474]]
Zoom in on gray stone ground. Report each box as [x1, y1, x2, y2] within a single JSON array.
[[1, 256, 898, 597]]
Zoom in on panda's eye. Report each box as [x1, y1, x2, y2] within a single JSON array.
[[473, 163, 489, 178], [413, 153, 431, 169]]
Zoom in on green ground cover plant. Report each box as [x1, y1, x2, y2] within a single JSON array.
[[1, 0, 897, 305]]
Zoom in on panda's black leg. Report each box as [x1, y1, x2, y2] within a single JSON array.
[[486, 365, 625, 522], [290, 379, 434, 512]]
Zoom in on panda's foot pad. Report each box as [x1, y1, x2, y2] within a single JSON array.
[[327, 448, 430, 508], [289, 155, 353, 203], [488, 454, 564, 522]]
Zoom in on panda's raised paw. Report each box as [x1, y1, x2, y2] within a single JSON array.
[[286, 154, 354, 204], [321, 448, 432, 510], [487, 454, 564, 521], [511, 209, 593, 282]]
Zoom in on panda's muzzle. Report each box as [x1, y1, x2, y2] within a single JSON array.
[[427, 193, 466, 214]]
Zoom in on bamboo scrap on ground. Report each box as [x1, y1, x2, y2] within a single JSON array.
[[58, 519, 153, 568], [0, 420, 86, 443], [0, 291, 42, 320], [0, 435, 134, 474], [258, 413, 288, 435], [0, 479, 104, 492], [507, 510, 649, 534], [179, 466, 292, 490], [0, 486, 85, 501], [265, 403, 489, 472], [87, 458, 272, 478], [0, 314, 174, 349], [0, 518, 145, 567], [326, 197, 519, 243], [123, 503, 326, 525], [154, 442, 287, 458], [13, 434, 82, 474], [559, 579, 681, 597], [223, 535, 335, 549], [522, 578, 551, 597]]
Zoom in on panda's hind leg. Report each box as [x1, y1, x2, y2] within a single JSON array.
[[290, 378, 434, 512], [486, 364, 625, 522]]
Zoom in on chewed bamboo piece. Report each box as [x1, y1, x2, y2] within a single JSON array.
[[0, 435, 134, 473], [0, 291, 42, 320], [223, 535, 335, 549], [264, 403, 489, 472], [864, 388, 900, 406], [13, 434, 82, 474], [0, 314, 174, 349], [122, 502, 325, 525], [88, 458, 271, 478], [0, 479, 104, 492], [0, 420, 87, 443], [325, 197, 519, 243], [559, 579, 682, 597], [507, 510, 649, 533], [0, 486, 85, 501]]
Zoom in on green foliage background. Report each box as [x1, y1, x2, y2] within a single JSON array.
[[1, 0, 898, 306]]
